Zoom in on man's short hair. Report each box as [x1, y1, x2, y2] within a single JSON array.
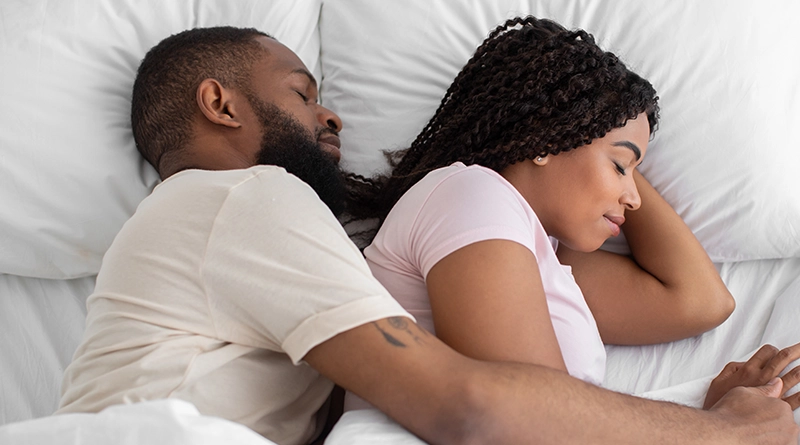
[[131, 26, 271, 173]]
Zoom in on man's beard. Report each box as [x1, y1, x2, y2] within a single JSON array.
[[247, 96, 346, 217]]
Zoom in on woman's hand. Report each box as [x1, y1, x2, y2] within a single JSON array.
[[704, 343, 800, 409]]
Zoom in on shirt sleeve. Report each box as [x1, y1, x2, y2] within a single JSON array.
[[201, 168, 412, 364], [409, 166, 540, 279]]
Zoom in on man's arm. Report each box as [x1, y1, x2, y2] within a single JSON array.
[[305, 317, 798, 445]]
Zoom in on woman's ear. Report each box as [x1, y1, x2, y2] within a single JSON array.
[[532, 155, 549, 166], [196, 78, 243, 129]]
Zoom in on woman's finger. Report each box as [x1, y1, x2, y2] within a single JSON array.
[[782, 391, 800, 410], [764, 343, 800, 377], [717, 361, 744, 379], [780, 365, 800, 397], [748, 344, 780, 367]]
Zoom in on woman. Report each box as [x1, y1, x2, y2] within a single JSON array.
[[344, 16, 800, 411]]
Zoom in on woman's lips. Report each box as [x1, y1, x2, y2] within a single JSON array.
[[604, 215, 625, 237]]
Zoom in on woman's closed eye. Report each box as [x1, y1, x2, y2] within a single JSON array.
[[614, 162, 627, 176]]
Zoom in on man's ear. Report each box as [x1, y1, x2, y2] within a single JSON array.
[[196, 78, 243, 129]]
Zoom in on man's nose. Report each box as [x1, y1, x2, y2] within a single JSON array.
[[317, 105, 342, 132]]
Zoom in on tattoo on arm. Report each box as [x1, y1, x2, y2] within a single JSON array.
[[372, 317, 431, 349], [374, 322, 407, 347]]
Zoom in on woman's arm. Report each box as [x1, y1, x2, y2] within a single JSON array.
[[557, 170, 735, 345], [426, 238, 567, 370]]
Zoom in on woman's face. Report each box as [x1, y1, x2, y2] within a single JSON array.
[[501, 113, 651, 252]]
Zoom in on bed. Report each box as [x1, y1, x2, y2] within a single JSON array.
[[1, 0, 799, 443]]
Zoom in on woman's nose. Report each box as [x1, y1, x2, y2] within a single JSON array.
[[621, 178, 642, 211]]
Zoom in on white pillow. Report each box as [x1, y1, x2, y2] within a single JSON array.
[[319, 0, 800, 262], [0, 0, 322, 279]]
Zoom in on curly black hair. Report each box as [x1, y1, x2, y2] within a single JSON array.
[[346, 16, 659, 228], [131, 26, 271, 177]]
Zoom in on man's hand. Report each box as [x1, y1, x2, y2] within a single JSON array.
[[708, 379, 799, 445], [704, 343, 800, 409]]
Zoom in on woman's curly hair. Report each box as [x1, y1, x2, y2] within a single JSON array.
[[346, 16, 659, 229]]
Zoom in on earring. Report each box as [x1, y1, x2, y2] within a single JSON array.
[[536, 157, 543, 162]]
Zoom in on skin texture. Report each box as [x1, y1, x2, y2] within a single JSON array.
[[168, 32, 798, 444]]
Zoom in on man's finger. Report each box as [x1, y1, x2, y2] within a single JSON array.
[[756, 377, 784, 399]]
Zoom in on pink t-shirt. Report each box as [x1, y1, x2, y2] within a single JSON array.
[[345, 163, 606, 412]]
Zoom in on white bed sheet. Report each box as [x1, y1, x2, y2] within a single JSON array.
[[0, 273, 94, 425], [606, 257, 800, 395]]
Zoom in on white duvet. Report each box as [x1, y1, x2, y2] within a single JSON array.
[[0, 400, 276, 445]]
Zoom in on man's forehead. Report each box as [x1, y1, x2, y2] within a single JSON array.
[[253, 36, 317, 85], [255, 37, 303, 69]]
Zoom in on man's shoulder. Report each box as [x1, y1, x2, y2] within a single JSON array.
[[149, 166, 317, 205], [156, 165, 302, 193]]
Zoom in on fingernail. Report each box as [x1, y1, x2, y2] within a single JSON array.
[[767, 377, 781, 386]]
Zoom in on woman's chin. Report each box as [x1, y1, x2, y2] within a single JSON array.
[[560, 238, 605, 253]]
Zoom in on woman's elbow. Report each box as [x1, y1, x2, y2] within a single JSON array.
[[686, 285, 735, 333], [708, 286, 736, 326]]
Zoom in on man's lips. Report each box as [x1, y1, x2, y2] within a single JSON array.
[[318, 134, 341, 163], [604, 214, 625, 237]]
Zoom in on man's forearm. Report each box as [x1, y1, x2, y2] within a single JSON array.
[[451, 359, 797, 445], [307, 318, 797, 445]]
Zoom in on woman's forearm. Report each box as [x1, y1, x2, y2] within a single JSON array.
[[623, 171, 734, 325]]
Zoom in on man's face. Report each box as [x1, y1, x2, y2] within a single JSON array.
[[242, 37, 346, 216], [243, 37, 343, 162], [249, 94, 346, 217]]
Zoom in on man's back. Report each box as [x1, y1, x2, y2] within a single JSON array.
[[58, 166, 409, 445]]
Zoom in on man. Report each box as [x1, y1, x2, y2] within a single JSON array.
[[58, 26, 798, 445]]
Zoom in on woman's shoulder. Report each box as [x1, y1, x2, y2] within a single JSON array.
[[399, 162, 536, 232], [415, 162, 517, 199]]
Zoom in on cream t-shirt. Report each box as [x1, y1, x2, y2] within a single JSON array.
[[58, 166, 411, 445]]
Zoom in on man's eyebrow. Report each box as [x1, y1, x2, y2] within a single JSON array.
[[291, 68, 317, 89], [612, 141, 641, 161]]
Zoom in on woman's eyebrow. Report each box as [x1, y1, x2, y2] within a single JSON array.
[[612, 141, 641, 161]]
